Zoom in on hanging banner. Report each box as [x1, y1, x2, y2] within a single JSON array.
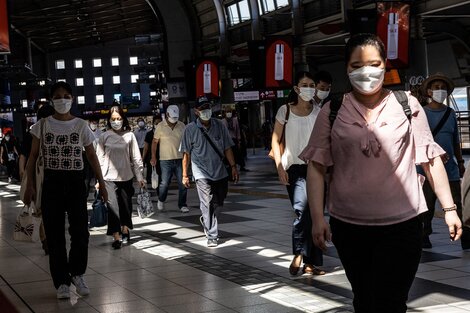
[[376, 2, 410, 68], [195, 59, 219, 98], [265, 36, 293, 88], [0, 0, 10, 54]]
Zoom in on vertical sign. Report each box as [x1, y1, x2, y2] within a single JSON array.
[[0, 0, 10, 54], [376, 2, 410, 68], [195, 60, 219, 98], [265, 37, 293, 88]]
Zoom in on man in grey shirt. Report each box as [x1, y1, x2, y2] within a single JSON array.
[[181, 97, 239, 247]]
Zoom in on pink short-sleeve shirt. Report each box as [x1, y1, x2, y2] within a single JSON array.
[[300, 91, 445, 225]]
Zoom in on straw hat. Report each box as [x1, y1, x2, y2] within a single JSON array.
[[420, 72, 455, 95]]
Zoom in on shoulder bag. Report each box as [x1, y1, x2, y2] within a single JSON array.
[[198, 127, 233, 181], [268, 104, 290, 160]]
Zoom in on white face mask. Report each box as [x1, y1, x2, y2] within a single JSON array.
[[298, 87, 315, 102], [431, 89, 448, 104], [226, 112, 232, 118], [5, 136, 10, 141], [199, 109, 212, 121], [316, 89, 330, 100], [167, 117, 178, 124], [110, 120, 123, 130], [348, 66, 385, 95], [138, 121, 145, 128], [52, 98, 72, 114], [89, 123, 97, 131]]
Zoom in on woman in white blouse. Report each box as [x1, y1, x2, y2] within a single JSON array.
[[271, 71, 325, 276], [96, 106, 146, 249]]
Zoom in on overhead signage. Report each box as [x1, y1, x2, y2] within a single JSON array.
[[234, 91, 259, 101], [376, 2, 410, 68], [195, 59, 219, 98], [265, 36, 293, 88], [259, 90, 276, 100], [0, 0, 9, 54]]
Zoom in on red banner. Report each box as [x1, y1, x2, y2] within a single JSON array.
[[376, 2, 410, 68], [0, 0, 10, 54], [265, 37, 293, 88], [195, 60, 219, 98]]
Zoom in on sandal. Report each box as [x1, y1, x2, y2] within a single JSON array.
[[289, 255, 302, 275], [303, 264, 326, 275]]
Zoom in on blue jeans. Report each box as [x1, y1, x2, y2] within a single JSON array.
[[158, 159, 187, 209], [286, 164, 323, 266]]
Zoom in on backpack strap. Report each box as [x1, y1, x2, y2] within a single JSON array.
[[328, 97, 343, 126], [329, 91, 411, 126], [392, 90, 411, 122]]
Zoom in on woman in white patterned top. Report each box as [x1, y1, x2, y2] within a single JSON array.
[[23, 82, 108, 300], [96, 106, 145, 250]]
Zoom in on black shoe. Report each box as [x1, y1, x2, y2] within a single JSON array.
[[422, 236, 432, 249], [112, 240, 122, 249], [122, 231, 130, 243]]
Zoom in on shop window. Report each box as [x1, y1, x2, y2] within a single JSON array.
[[131, 74, 139, 83], [258, 0, 289, 14], [130, 56, 138, 65], [74, 59, 83, 69], [55, 59, 65, 69], [94, 77, 103, 85], [111, 57, 119, 66], [113, 94, 121, 102], [76, 78, 84, 87], [93, 58, 102, 67], [113, 76, 120, 84], [96, 95, 104, 103], [226, 0, 251, 26], [77, 96, 85, 104]]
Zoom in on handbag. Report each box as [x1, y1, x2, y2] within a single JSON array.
[[13, 204, 41, 243], [89, 191, 108, 228], [136, 188, 155, 219], [151, 166, 159, 189], [19, 119, 45, 212], [198, 128, 233, 181], [268, 104, 290, 160]]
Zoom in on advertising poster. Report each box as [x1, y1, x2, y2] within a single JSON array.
[[376, 2, 410, 68], [0, 0, 10, 54], [265, 36, 293, 88], [195, 59, 219, 98]]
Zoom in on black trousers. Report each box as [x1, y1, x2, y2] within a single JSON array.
[[105, 180, 135, 236], [330, 216, 422, 313], [41, 170, 89, 289]]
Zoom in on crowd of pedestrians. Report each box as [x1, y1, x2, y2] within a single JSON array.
[[9, 33, 470, 312]]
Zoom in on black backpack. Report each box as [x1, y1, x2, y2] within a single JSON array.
[[329, 90, 411, 126]]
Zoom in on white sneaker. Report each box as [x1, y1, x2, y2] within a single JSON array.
[[71, 275, 90, 296], [56, 284, 70, 299], [157, 200, 165, 211], [180, 206, 189, 213]]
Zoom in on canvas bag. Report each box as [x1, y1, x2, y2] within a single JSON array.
[[19, 119, 45, 212], [13, 204, 41, 243], [137, 188, 155, 219], [89, 191, 108, 228]]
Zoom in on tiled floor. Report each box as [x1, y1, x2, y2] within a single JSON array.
[[1, 150, 470, 313]]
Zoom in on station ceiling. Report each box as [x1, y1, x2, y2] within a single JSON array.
[[9, 0, 163, 51]]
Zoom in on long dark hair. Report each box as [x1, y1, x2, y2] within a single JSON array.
[[286, 71, 315, 105], [107, 106, 130, 131]]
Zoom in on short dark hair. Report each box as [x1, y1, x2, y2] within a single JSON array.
[[287, 71, 314, 105], [345, 33, 386, 64], [50, 81, 73, 97], [107, 106, 130, 131], [314, 71, 333, 85]]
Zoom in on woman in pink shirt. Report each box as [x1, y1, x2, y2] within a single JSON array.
[[300, 33, 462, 312]]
